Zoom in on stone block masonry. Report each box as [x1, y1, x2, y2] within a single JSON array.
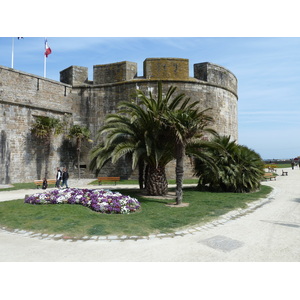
[[93, 61, 137, 85], [143, 58, 189, 80], [0, 57, 238, 183], [60, 65, 88, 86], [0, 66, 73, 183]]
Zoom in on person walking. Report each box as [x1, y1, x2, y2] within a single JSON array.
[[42, 178, 48, 189], [291, 160, 295, 170], [61, 167, 69, 188], [55, 167, 62, 188]]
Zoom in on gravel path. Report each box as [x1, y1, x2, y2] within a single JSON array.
[[0, 169, 299, 262]]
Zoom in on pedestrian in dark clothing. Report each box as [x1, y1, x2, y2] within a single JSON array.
[[61, 167, 69, 188], [55, 167, 62, 188], [42, 178, 48, 189]]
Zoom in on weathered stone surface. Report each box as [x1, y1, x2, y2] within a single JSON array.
[[144, 58, 189, 80], [60, 65, 88, 85], [93, 61, 137, 84], [0, 58, 238, 183]]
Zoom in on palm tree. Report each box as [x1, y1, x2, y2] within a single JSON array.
[[90, 92, 174, 196], [136, 82, 215, 200], [231, 144, 265, 192], [67, 125, 92, 180], [90, 82, 215, 198], [194, 135, 237, 191], [165, 104, 215, 205], [136, 82, 216, 204], [90, 102, 172, 195], [31, 116, 63, 178], [194, 135, 265, 193]]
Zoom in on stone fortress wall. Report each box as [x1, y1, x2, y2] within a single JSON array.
[[0, 58, 238, 184]]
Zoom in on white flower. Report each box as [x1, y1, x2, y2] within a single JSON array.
[[99, 203, 108, 212], [65, 192, 72, 199], [121, 207, 129, 214], [56, 196, 66, 203], [119, 199, 127, 205]]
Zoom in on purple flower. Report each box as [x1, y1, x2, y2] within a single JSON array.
[[24, 188, 141, 214]]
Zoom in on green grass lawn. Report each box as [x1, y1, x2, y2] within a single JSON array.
[[0, 182, 57, 191], [268, 163, 292, 169], [0, 185, 272, 237], [277, 164, 291, 168]]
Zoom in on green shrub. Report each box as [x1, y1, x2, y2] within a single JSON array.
[[194, 135, 265, 193]]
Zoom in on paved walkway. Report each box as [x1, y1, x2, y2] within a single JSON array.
[[0, 170, 299, 261]]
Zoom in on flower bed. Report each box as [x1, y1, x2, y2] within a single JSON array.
[[24, 188, 141, 214]]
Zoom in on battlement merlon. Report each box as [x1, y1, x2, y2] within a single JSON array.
[[143, 58, 189, 80], [93, 61, 138, 85], [60, 66, 89, 85], [194, 62, 238, 95]]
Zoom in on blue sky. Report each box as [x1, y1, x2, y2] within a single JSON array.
[[1, 1, 300, 160], [1, 36, 300, 160]]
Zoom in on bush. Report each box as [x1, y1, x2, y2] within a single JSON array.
[[194, 135, 265, 193]]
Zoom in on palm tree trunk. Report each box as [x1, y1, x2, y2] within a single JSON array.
[[77, 149, 80, 180], [138, 160, 145, 189], [175, 142, 185, 205], [77, 137, 81, 180], [146, 165, 168, 196], [44, 137, 51, 179]]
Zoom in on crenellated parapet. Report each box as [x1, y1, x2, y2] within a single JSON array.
[[60, 59, 237, 97]]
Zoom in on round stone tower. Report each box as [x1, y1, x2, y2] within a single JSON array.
[[193, 62, 238, 141], [59, 57, 238, 179], [0, 57, 238, 183]]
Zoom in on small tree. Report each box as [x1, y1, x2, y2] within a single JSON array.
[[68, 125, 92, 180], [31, 116, 63, 178]]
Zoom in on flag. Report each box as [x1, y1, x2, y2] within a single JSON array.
[[44, 39, 52, 57]]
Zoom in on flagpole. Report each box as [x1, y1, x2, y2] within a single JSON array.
[[44, 53, 46, 78], [11, 37, 14, 68], [43, 38, 46, 77]]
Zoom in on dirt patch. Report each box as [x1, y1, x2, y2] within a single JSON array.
[[140, 191, 176, 200], [139, 191, 190, 207], [165, 202, 190, 208]]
